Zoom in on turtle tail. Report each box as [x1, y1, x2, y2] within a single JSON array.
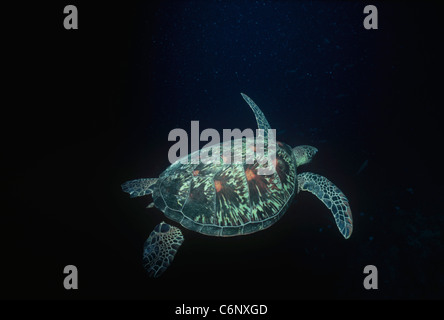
[[121, 178, 158, 198]]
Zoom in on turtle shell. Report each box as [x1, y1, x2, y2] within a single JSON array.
[[152, 138, 297, 236]]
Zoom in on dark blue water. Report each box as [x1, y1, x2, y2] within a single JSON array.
[[3, 1, 442, 300]]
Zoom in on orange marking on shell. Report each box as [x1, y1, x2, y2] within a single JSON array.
[[245, 168, 256, 181], [277, 141, 283, 147], [193, 170, 200, 176], [214, 180, 223, 192]]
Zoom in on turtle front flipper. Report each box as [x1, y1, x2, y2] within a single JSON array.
[[143, 221, 184, 278], [240, 93, 272, 139], [297, 172, 353, 239], [121, 178, 157, 198]]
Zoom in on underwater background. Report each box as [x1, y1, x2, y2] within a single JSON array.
[[2, 1, 443, 300]]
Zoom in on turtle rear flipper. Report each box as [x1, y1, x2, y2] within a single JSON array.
[[121, 178, 157, 198], [297, 172, 353, 239], [143, 222, 184, 278]]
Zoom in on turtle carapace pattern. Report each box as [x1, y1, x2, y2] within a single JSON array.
[[122, 93, 353, 277]]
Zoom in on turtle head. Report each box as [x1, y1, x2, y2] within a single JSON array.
[[292, 145, 318, 167]]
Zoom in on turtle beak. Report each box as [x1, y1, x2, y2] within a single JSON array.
[[312, 147, 318, 156]]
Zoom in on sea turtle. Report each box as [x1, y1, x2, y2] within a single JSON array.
[[121, 93, 353, 277]]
